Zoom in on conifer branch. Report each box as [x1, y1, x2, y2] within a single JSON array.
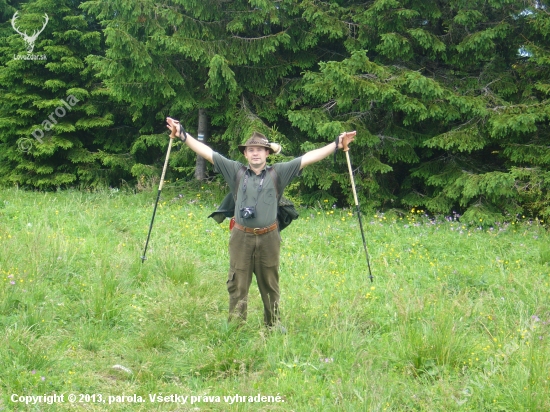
[[230, 30, 289, 41]]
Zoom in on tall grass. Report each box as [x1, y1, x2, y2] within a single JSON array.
[[0, 186, 549, 411]]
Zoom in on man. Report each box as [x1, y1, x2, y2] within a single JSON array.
[[166, 117, 355, 329]]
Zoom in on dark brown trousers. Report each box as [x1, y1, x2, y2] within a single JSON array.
[[227, 226, 281, 326]]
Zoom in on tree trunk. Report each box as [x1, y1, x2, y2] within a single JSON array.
[[195, 108, 208, 180]]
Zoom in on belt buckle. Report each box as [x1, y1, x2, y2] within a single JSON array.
[[253, 228, 260, 235]]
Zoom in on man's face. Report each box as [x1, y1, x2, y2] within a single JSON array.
[[244, 146, 269, 168]]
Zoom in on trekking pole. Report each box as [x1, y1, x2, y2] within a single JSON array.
[[342, 134, 374, 282], [141, 125, 177, 262]]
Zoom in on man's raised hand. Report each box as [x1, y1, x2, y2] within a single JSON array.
[[338, 131, 356, 151]]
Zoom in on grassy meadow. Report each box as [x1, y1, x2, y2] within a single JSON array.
[[1, 184, 549, 411]]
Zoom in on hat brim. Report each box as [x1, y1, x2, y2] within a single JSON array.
[[238, 144, 274, 154]]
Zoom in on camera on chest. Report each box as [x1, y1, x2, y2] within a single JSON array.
[[240, 206, 256, 219]]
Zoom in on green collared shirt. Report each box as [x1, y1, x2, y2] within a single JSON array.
[[213, 152, 302, 228]]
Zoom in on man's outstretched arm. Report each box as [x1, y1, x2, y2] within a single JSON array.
[[300, 131, 356, 169], [166, 117, 214, 164]]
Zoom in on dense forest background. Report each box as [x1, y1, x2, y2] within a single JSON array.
[[0, 0, 549, 223]]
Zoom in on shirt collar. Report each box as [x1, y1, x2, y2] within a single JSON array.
[[246, 164, 267, 176]]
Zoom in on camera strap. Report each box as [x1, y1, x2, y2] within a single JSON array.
[[240, 169, 265, 209]]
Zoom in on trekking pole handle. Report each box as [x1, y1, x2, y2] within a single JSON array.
[[341, 132, 356, 152], [158, 128, 175, 191], [169, 124, 178, 139]]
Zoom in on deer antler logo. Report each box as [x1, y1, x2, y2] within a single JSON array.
[[11, 11, 49, 54]]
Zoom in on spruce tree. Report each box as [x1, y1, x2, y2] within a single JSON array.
[[499, 0, 550, 219], [79, 0, 344, 181], [3, 0, 548, 221], [0, 0, 132, 188], [288, 0, 550, 221]]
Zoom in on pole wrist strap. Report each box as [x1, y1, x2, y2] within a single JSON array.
[[179, 123, 187, 143]]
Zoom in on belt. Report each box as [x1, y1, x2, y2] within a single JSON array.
[[233, 221, 278, 235]]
